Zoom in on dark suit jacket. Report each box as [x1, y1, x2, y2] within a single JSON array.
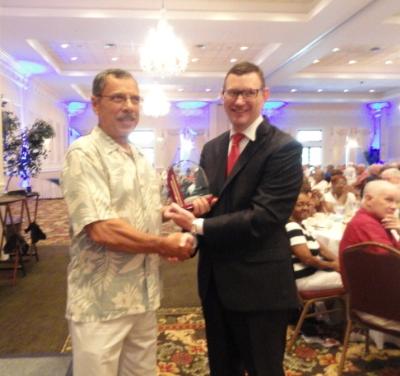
[[198, 118, 303, 312]]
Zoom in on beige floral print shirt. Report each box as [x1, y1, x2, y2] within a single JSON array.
[[62, 126, 162, 322]]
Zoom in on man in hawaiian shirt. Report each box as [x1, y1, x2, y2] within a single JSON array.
[[62, 68, 194, 376]]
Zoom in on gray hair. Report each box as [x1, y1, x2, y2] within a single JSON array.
[[92, 69, 135, 96], [381, 167, 400, 179], [362, 180, 399, 204]]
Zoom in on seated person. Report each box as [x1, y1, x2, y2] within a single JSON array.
[[339, 180, 400, 330], [286, 192, 343, 291], [381, 167, 400, 187], [310, 169, 329, 194], [324, 175, 358, 216], [309, 189, 333, 215]]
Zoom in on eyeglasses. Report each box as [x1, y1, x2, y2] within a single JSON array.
[[223, 88, 263, 100], [98, 94, 142, 105]]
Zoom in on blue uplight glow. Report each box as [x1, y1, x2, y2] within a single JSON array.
[[176, 101, 208, 110], [67, 101, 87, 116], [17, 60, 48, 76], [263, 101, 287, 110], [367, 101, 390, 112]]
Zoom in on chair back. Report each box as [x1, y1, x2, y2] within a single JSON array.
[[342, 241, 400, 322]]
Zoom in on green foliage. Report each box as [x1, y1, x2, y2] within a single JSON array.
[[1, 103, 55, 181]]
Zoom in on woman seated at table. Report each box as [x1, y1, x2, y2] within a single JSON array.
[[285, 192, 343, 291], [324, 175, 358, 217], [309, 189, 333, 215]]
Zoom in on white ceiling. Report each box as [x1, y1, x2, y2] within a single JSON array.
[[1, 0, 400, 104]]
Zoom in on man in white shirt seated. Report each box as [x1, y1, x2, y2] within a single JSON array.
[[311, 169, 329, 194], [324, 175, 358, 217]]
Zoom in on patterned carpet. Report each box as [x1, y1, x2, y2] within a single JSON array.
[[34, 200, 400, 375], [60, 306, 400, 376]]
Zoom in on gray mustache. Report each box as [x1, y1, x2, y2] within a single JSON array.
[[118, 115, 137, 121]]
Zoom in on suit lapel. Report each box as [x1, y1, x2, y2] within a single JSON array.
[[210, 132, 230, 194]]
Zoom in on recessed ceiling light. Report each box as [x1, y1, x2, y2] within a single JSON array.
[[191, 57, 199, 62], [240, 46, 248, 51], [111, 57, 119, 61], [60, 43, 69, 49], [344, 89, 349, 93], [205, 88, 211, 92], [230, 58, 238, 63], [348, 60, 357, 65], [177, 88, 184, 92], [369, 89, 375, 93], [290, 89, 297, 93], [385, 60, 393, 65], [332, 47, 340, 52], [70, 56, 78, 61], [317, 89, 323, 92], [312, 59, 320, 64]]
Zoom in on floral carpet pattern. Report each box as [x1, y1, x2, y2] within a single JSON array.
[[60, 307, 400, 376]]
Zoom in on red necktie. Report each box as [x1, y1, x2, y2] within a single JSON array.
[[227, 133, 244, 175]]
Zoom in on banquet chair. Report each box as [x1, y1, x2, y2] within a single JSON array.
[[286, 286, 346, 352], [337, 241, 400, 376]]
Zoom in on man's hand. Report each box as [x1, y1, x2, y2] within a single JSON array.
[[160, 232, 195, 261], [382, 215, 400, 232], [164, 203, 196, 231], [190, 194, 217, 217]]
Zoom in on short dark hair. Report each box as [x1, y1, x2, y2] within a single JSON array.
[[223, 61, 265, 89], [331, 174, 347, 185], [92, 69, 135, 96]]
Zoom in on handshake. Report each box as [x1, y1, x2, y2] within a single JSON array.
[[159, 196, 216, 261]]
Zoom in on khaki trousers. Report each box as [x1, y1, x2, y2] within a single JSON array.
[[69, 311, 157, 376]]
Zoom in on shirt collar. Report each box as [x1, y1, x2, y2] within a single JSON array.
[[92, 126, 135, 155], [230, 115, 263, 142]]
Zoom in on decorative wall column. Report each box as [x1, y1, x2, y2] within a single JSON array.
[[366, 101, 390, 163]]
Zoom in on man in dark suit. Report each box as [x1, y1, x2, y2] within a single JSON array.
[[166, 61, 303, 376]]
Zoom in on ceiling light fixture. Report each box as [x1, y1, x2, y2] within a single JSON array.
[[344, 89, 349, 93], [205, 88, 211, 92], [240, 46, 248, 51], [230, 58, 238, 63], [111, 57, 119, 61], [290, 89, 297, 93], [348, 60, 357, 65], [191, 57, 199, 62], [369, 89, 375, 93], [70, 56, 78, 61], [385, 60, 393, 65], [139, 1, 188, 77], [60, 43, 69, 49], [317, 89, 323, 92], [312, 59, 320, 64], [332, 47, 340, 52]]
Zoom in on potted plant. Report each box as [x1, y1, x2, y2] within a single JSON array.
[[2, 100, 55, 192]]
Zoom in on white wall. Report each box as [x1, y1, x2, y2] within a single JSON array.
[[69, 99, 400, 170], [1, 66, 68, 196]]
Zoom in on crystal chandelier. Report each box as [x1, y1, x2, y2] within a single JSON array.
[[143, 84, 171, 118], [139, 6, 188, 77]]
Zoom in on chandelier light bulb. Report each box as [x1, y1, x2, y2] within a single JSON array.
[[140, 19, 189, 77]]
